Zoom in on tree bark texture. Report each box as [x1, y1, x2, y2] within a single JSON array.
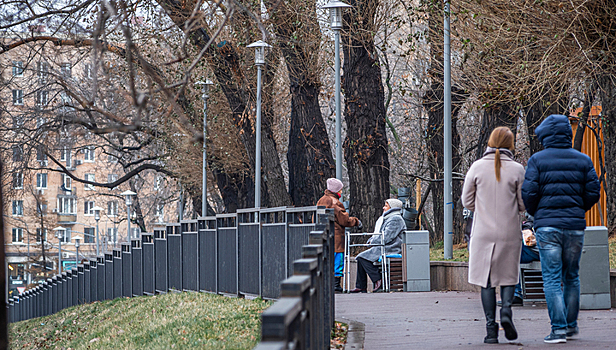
[[599, 75, 616, 235], [157, 0, 291, 208], [475, 104, 518, 160], [266, 0, 335, 207], [342, 0, 391, 234], [423, 83, 467, 244]]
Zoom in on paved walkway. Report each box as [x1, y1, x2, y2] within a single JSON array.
[[336, 291, 616, 349]]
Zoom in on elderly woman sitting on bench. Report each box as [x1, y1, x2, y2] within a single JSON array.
[[350, 199, 406, 293]]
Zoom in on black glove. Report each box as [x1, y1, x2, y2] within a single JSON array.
[[356, 219, 363, 229]]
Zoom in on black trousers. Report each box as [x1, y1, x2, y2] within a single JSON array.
[[355, 257, 382, 289]]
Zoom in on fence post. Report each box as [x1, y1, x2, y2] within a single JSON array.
[[181, 220, 199, 292], [154, 228, 168, 294], [142, 234, 155, 295], [293, 258, 319, 349], [89, 259, 98, 303], [121, 243, 132, 298], [104, 253, 114, 300], [131, 238, 143, 297], [198, 217, 217, 293], [167, 223, 182, 292], [260, 207, 287, 299], [261, 296, 303, 346], [238, 209, 261, 296], [97, 256, 105, 301], [112, 249, 122, 299]]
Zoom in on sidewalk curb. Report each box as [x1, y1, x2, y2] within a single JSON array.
[[337, 317, 365, 350]]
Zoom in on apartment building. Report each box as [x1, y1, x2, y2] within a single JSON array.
[[1, 28, 177, 298]]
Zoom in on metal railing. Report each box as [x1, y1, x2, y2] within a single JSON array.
[[6, 206, 335, 350]]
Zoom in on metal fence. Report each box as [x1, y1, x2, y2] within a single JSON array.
[[6, 205, 334, 350]]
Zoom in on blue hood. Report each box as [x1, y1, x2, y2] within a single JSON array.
[[535, 114, 572, 148]]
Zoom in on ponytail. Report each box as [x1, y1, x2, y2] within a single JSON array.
[[494, 149, 501, 182]]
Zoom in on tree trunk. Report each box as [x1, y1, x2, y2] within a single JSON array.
[[524, 94, 568, 155], [423, 84, 467, 244], [599, 75, 616, 235], [475, 104, 518, 160], [265, 0, 335, 207], [342, 0, 391, 233], [156, 0, 291, 209]]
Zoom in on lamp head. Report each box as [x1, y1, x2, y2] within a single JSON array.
[[195, 79, 214, 98], [53, 226, 65, 239], [247, 40, 272, 66], [92, 205, 104, 221], [322, 1, 352, 30], [120, 190, 136, 206]]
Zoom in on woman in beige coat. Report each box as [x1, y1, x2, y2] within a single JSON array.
[[462, 127, 526, 344]]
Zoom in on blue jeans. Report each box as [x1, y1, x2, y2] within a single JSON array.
[[334, 252, 344, 277], [535, 227, 585, 334], [515, 245, 541, 298]]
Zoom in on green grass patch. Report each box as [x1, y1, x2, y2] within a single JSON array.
[[9, 292, 271, 350], [429, 240, 469, 262]]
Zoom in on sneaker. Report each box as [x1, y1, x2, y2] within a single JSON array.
[[544, 332, 567, 343], [566, 327, 579, 339]]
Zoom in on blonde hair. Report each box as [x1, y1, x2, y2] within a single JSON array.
[[487, 127, 515, 182]]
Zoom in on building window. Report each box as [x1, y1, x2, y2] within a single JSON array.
[[107, 151, 118, 163], [12, 145, 23, 162], [58, 197, 75, 214], [36, 202, 47, 215], [108, 173, 118, 183], [107, 201, 118, 216], [12, 115, 24, 129], [36, 228, 47, 243], [37, 147, 48, 165], [12, 172, 23, 189], [36, 90, 48, 106], [12, 228, 24, 243], [131, 227, 141, 239], [59, 228, 71, 243], [60, 63, 71, 78], [61, 173, 72, 191], [85, 173, 95, 190], [84, 201, 95, 215], [107, 227, 118, 243], [12, 200, 23, 216], [84, 227, 95, 243], [37, 61, 49, 83], [84, 63, 92, 79], [60, 147, 72, 167], [84, 146, 95, 162], [12, 61, 24, 76], [36, 173, 48, 189], [12, 90, 23, 105]]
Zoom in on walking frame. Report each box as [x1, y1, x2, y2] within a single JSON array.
[[343, 230, 390, 293]]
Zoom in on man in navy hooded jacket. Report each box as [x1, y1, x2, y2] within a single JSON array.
[[522, 114, 600, 344]]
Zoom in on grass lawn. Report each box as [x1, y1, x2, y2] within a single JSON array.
[[9, 292, 271, 350], [431, 235, 616, 270]]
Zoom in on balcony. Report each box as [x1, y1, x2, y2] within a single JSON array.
[[57, 213, 77, 223], [57, 186, 77, 197]]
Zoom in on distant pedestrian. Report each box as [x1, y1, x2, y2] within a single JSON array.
[[522, 114, 600, 344], [462, 127, 526, 344], [349, 199, 405, 293], [317, 178, 362, 293]]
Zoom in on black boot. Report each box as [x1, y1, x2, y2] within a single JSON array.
[[500, 285, 518, 341], [481, 283, 499, 344], [334, 277, 343, 293]]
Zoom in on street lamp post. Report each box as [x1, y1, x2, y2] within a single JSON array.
[[247, 40, 272, 208], [443, 0, 453, 259], [53, 227, 64, 274], [73, 236, 81, 266], [121, 190, 136, 243], [323, 0, 352, 182], [92, 206, 104, 256], [195, 79, 214, 217]]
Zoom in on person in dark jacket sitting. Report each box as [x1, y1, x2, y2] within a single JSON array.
[[522, 114, 600, 344], [349, 199, 406, 293]]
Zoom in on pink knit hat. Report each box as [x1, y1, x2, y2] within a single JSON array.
[[327, 178, 344, 193]]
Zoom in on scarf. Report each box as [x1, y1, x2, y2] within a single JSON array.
[[483, 146, 514, 159]]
